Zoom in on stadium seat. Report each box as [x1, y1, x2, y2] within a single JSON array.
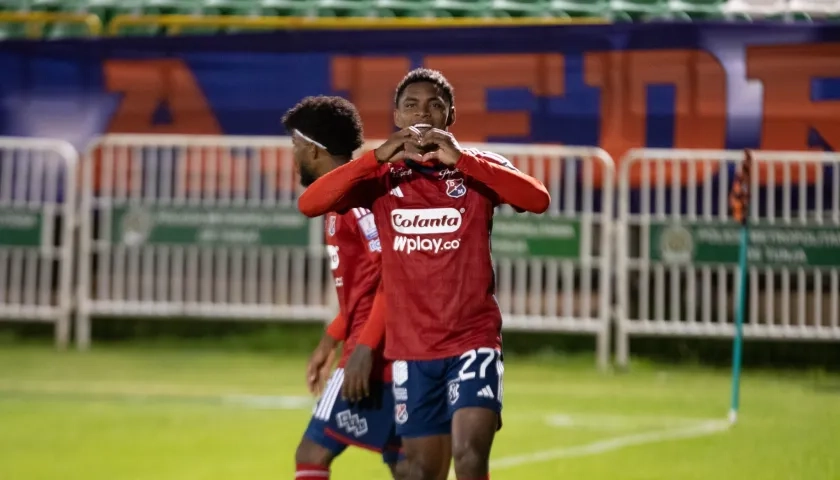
[[609, 0, 669, 19], [788, 0, 839, 16], [0, 23, 26, 39], [375, 1, 438, 18], [259, 0, 318, 17], [549, 0, 610, 16], [490, 0, 551, 17], [312, 0, 375, 16], [202, 0, 262, 13], [432, 0, 493, 17], [666, 0, 727, 18], [720, 0, 788, 17]]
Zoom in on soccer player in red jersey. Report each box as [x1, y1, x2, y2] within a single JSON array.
[[283, 96, 404, 480], [297, 70, 551, 480]]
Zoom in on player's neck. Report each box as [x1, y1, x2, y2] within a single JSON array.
[[320, 155, 351, 176]]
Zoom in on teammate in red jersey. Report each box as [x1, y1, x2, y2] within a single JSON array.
[[297, 70, 551, 480], [284, 96, 402, 480]]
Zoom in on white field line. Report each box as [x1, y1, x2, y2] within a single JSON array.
[[0, 378, 307, 398], [0, 380, 314, 410], [447, 419, 730, 479], [541, 413, 721, 430]]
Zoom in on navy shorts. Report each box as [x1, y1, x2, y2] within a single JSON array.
[[392, 348, 504, 438], [304, 368, 402, 464]]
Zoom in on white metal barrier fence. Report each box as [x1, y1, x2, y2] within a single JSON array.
[[76, 134, 331, 348], [616, 149, 840, 367], [473, 144, 614, 370], [0, 137, 77, 348], [77, 135, 616, 366]]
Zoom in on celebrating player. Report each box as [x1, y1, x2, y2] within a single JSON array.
[[297, 70, 551, 480], [284, 96, 404, 480]]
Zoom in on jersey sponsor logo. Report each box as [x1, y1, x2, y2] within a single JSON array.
[[391, 166, 413, 178], [392, 361, 408, 386], [327, 215, 336, 236], [357, 213, 379, 241], [439, 168, 459, 179], [393, 387, 408, 402], [445, 178, 467, 198], [336, 409, 369, 437], [390, 208, 462, 235], [393, 236, 461, 255]]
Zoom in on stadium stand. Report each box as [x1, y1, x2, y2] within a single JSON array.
[[0, 0, 839, 38]]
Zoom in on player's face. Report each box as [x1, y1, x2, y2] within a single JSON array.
[[394, 81, 452, 131], [291, 134, 319, 187]]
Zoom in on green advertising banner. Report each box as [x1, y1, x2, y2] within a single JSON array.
[[111, 206, 311, 247], [492, 215, 581, 259], [0, 208, 43, 247], [650, 222, 840, 267]]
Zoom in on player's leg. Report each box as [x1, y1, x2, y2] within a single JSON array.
[[447, 348, 504, 480], [296, 369, 348, 479], [386, 448, 450, 480], [451, 407, 498, 479], [295, 438, 339, 479], [392, 360, 453, 480]]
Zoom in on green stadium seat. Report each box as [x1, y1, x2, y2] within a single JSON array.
[[312, 0, 374, 16], [608, 0, 668, 19], [203, 0, 261, 15], [373, 0, 436, 18], [259, 0, 315, 15], [432, 0, 493, 17], [0, 23, 27, 39], [549, 0, 610, 17], [665, 0, 725, 18], [490, 0, 550, 17]]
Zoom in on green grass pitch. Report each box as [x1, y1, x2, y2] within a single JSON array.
[[0, 345, 837, 479]]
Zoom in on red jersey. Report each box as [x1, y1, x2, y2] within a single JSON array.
[[300, 148, 550, 361], [323, 207, 390, 381]]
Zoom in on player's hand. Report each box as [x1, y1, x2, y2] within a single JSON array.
[[306, 338, 338, 396], [341, 345, 374, 402], [374, 126, 424, 164], [420, 128, 463, 166]]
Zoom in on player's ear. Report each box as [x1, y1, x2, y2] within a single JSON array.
[[393, 108, 401, 128], [305, 142, 321, 161], [446, 106, 456, 127]]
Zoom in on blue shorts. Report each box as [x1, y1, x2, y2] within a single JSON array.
[[304, 368, 402, 464], [392, 348, 504, 438]]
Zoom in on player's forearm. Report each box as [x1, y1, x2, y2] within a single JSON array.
[[456, 153, 551, 213], [358, 285, 386, 349], [325, 312, 349, 342], [297, 151, 380, 217]]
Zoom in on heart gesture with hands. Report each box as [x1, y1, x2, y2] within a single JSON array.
[[417, 128, 462, 166], [374, 125, 463, 166]]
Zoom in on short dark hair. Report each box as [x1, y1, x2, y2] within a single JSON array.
[[394, 68, 455, 107], [282, 95, 364, 157]]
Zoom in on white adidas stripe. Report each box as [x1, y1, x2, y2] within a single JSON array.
[[478, 385, 494, 399], [313, 369, 344, 421]]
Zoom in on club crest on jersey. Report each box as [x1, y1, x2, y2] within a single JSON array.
[[448, 381, 460, 405], [327, 215, 336, 236], [445, 178, 467, 198], [395, 403, 408, 424]]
